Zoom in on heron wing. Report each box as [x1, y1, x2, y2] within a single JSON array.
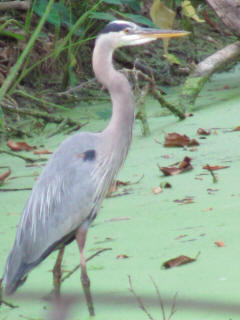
[[15, 132, 100, 263]]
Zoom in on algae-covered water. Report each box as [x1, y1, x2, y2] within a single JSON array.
[[1, 64, 240, 320]]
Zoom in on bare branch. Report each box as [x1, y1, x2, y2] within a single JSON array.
[[61, 248, 112, 283], [149, 276, 166, 320], [168, 292, 178, 320], [206, 0, 240, 37], [128, 275, 155, 320]]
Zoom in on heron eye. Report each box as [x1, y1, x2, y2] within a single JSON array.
[[124, 28, 131, 34]]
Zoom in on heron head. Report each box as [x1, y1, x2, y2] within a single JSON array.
[[98, 20, 189, 48]]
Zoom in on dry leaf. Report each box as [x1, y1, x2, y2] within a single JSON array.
[[203, 165, 229, 171], [116, 254, 129, 259], [233, 126, 240, 131], [34, 149, 52, 155], [158, 156, 193, 176], [0, 168, 11, 184], [164, 132, 199, 147], [215, 241, 225, 247], [7, 139, 35, 151], [163, 254, 197, 269], [197, 128, 210, 135], [150, 0, 175, 54], [152, 186, 163, 194], [223, 85, 230, 89]]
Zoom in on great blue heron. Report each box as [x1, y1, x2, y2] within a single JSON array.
[[3, 20, 188, 315]]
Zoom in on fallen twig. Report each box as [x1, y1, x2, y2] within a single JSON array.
[[0, 149, 47, 163], [149, 276, 178, 320], [128, 275, 155, 320], [61, 248, 112, 283], [0, 188, 32, 192], [205, 164, 218, 183]]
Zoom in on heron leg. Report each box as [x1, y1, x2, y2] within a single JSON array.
[[76, 227, 95, 316], [53, 247, 65, 298]]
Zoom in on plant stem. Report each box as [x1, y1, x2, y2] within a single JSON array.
[[0, 0, 55, 127]]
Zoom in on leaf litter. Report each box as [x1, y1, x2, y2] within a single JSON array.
[[0, 168, 11, 184], [164, 132, 199, 147], [162, 252, 200, 269], [158, 156, 193, 176], [7, 139, 36, 151], [197, 128, 211, 135]]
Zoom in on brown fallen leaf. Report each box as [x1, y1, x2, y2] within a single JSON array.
[[7, 139, 35, 152], [0, 168, 11, 184], [152, 186, 163, 194], [233, 126, 240, 131], [158, 156, 193, 176], [174, 196, 194, 204], [203, 164, 229, 171], [116, 254, 129, 259], [34, 149, 52, 155], [163, 254, 197, 269], [197, 128, 210, 135], [215, 241, 225, 247], [164, 132, 199, 147]]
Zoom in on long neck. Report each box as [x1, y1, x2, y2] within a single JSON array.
[[92, 37, 135, 142]]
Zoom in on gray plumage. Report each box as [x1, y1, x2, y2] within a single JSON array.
[[3, 20, 188, 300]]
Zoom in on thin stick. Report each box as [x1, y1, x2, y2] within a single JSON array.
[[128, 275, 155, 320], [168, 292, 178, 320], [149, 276, 166, 320], [61, 248, 112, 283], [0, 149, 47, 163], [205, 164, 218, 183], [0, 188, 32, 192]]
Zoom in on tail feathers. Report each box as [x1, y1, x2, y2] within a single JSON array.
[[5, 273, 28, 296], [3, 249, 29, 296]]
